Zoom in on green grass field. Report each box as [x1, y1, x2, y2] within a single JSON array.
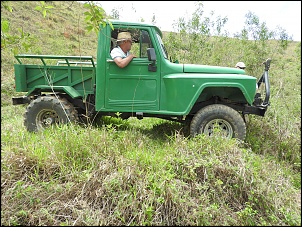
[[1, 1, 301, 225]]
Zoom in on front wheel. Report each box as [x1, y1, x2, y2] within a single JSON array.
[[24, 95, 78, 132], [190, 104, 246, 140]]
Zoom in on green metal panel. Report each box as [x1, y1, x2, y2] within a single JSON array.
[[162, 73, 256, 114], [14, 64, 27, 91], [105, 58, 159, 111], [183, 63, 246, 74], [95, 22, 109, 110], [157, 59, 257, 114], [26, 85, 82, 98]]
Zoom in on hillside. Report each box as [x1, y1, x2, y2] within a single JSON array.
[[1, 1, 98, 106], [1, 1, 301, 226]]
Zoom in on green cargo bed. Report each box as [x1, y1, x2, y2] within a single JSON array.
[[14, 55, 96, 98]]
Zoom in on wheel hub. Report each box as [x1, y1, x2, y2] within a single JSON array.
[[37, 110, 58, 128], [203, 119, 233, 138]]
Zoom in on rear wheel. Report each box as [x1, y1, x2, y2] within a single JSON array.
[[24, 95, 78, 132], [190, 104, 246, 140]]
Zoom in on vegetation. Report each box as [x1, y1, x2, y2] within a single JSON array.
[[1, 1, 301, 225]]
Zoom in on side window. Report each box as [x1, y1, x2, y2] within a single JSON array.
[[140, 30, 153, 58], [110, 28, 153, 58]]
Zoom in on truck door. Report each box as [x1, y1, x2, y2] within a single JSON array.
[[105, 29, 160, 112]]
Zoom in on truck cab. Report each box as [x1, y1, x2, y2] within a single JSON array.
[[96, 23, 161, 112]]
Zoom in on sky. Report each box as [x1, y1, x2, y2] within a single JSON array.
[[97, 1, 301, 41]]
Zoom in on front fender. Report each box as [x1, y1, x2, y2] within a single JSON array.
[[162, 74, 257, 114]]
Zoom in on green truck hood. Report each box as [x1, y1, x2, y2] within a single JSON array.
[[183, 64, 245, 74]]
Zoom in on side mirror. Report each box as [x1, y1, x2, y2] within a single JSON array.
[[147, 48, 156, 61], [147, 48, 157, 72]]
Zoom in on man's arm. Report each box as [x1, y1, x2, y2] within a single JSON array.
[[113, 54, 136, 68]]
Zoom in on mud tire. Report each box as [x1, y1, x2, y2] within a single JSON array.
[[24, 95, 78, 132], [190, 104, 246, 140]]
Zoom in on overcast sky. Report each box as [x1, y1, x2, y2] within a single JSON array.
[[97, 1, 301, 41]]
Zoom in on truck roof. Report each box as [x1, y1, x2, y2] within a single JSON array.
[[108, 19, 162, 37]]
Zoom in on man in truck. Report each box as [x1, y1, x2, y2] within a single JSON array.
[[110, 31, 136, 68]]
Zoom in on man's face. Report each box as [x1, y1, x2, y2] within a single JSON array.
[[124, 39, 132, 51]]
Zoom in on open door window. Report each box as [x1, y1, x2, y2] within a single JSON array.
[[110, 28, 153, 58]]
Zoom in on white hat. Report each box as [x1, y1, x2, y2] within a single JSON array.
[[235, 62, 246, 69], [117, 32, 132, 41]]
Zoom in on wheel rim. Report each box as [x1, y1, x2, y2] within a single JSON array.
[[36, 109, 60, 129], [203, 119, 233, 138]]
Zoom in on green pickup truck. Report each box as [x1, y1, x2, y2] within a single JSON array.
[[12, 20, 271, 140]]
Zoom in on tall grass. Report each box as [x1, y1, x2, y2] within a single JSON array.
[[1, 1, 301, 226], [1, 113, 300, 225]]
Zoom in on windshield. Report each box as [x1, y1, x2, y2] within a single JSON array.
[[156, 33, 168, 59]]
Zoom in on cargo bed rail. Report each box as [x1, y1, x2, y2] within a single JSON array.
[[56, 61, 97, 66], [14, 54, 96, 67]]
